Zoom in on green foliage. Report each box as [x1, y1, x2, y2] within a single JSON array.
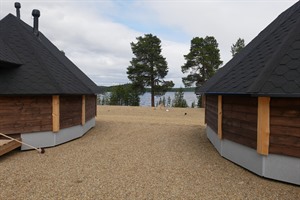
[[181, 36, 223, 87], [172, 88, 188, 108], [127, 33, 174, 107], [167, 96, 171, 107], [97, 94, 109, 105], [231, 38, 245, 57], [109, 84, 140, 106], [191, 101, 195, 108], [158, 96, 166, 107], [197, 95, 202, 108]]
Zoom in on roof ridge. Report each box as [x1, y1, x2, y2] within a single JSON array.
[[248, 4, 300, 95], [198, 1, 299, 94], [36, 33, 96, 94], [198, 1, 300, 96]]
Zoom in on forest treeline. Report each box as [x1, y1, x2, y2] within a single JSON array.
[[98, 35, 245, 107], [99, 85, 196, 93]]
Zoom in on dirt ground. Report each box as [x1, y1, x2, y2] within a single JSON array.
[[0, 106, 299, 199]]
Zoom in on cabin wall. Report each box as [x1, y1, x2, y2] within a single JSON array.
[[85, 95, 96, 121], [270, 98, 300, 158], [222, 96, 258, 149], [0, 96, 52, 135], [60, 95, 82, 129], [205, 95, 218, 133]]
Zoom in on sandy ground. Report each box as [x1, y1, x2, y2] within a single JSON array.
[[0, 106, 299, 199]]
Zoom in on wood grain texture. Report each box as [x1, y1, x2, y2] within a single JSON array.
[[85, 95, 96, 121], [257, 97, 270, 155], [222, 96, 258, 149], [82, 95, 86, 125], [218, 95, 223, 139], [0, 96, 52, 134], [52, 95, 60, 132], [60, 96, 82, 129], [269, 98, 300, 158], [205, 95, 218, 133]]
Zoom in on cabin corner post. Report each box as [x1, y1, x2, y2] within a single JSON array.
[[218, 95, 223, 139], [257, 97, 270, 155], [52, 95, 60, 132], [82, 95, 86, 125]]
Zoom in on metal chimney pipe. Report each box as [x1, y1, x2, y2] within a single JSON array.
[[14, 2, 21, 19], [32, 9, 40, 36]]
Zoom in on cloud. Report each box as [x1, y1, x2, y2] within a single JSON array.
[[142, 0, 297, 64], [1, 0, 298, 88]]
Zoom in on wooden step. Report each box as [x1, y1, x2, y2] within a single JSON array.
[[0, 138, 21, 156]]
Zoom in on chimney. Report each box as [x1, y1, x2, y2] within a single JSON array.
[[14, 2, 21, 19], [32, 9, 40, 36]]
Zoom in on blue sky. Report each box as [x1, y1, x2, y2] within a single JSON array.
[[1, 0, 298, 87]]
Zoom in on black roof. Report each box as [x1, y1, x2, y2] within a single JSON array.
[[198, 1, 300, 97], [0, 13, 100, 95]]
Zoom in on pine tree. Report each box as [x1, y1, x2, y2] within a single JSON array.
[[231, 38, 245, 57], [127, 34, 174, 107], [182, 36, 222, 87]]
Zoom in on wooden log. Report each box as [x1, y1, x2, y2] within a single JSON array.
[[218, 95, 223, 139], [257, 97, 270, 155], [52, 95, 60, 132]]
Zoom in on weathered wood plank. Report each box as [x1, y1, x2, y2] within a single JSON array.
[[0, 139, 21, 156], [0, 96, 52, 134], [270, 116, 300, 128], [85, 95, 96, 121], [271, 98, 300, 107], [223, 130, 257, 149], [270, 125, 300, 137], [60, 96, 82, 129], [218, 95, 223, 139], [269, 144, 300, 158]]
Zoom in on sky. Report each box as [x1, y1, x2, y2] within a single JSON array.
[[0, 0, 298, 87]]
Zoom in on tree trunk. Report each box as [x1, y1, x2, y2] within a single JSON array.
[[151, 75, 155, 107]]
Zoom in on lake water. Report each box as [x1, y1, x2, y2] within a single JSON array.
[[98, 92, 199, 107], [140, 92, 198, 107]]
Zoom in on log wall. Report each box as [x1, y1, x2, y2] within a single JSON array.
[[85, 95, 96, 121], [222, 96, 258, 149], [205, 95, 218, 133], [269, 98, 300, 158], [0, 96, 52, 135], [60, 96, 82, 129]]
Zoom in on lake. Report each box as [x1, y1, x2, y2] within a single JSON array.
[[98, 92, 199, 107], [140, 92, 198, 107]]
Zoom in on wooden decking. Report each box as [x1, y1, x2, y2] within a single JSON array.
[[0, 138, 21, 156]]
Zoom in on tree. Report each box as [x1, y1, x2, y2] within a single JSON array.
[[109, 84, 140, 106], [181, 36, 223, 87], [231, 38, 245, 57], [127, 33, 174, 107], [172, 88, 188, 108]]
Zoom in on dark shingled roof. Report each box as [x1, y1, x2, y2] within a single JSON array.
[[198, 1, 300, 97], [0, 13, 100, 95]]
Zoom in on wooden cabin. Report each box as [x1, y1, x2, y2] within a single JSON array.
[[198, 1, 300, 185], [0, 3, 99, 154]]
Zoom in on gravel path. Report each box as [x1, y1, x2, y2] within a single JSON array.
[[0, 106, 299, 199]]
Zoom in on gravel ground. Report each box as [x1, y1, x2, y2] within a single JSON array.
[[0, 106, 299, 199]]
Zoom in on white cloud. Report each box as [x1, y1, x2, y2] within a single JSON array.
[[142, 0, 297, 64], [1, 0, 298, 88]]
